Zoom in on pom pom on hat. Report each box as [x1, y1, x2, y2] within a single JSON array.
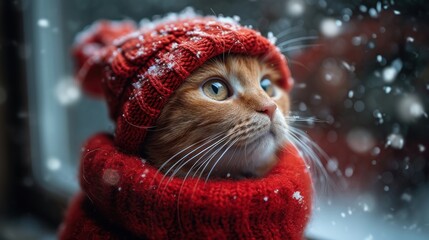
[[73, 10, 292, 153]]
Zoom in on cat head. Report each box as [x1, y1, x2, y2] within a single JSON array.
[[73, 14, 293, 169], [144, 54, 291, 179]]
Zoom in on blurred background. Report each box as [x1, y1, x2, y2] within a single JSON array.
[[0, 0, 428, 239]]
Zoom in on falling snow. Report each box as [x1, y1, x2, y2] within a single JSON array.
[[344, 167, 354, 177], [139, 7, 198, 30], [327, 158, 339, 172], [382, 59, 402, 82], [55, 77, 81, 106], [401, 193, 412, 202], [46, 157, 61, 171], [383, 86, 392, 94], [217, 15, 241, 25], [363, 203, 370, 212], [38, 18, 50, 28], [292, 191, 304, 203], [346, 128, 376, 153], [398, 94, 427, 122], [286, 0, 305, 16], [351, 36, 363, 46], [341, 61, 354, 71], [320, 18, 342, 37], [267, 32, 277, 44], [382, 66, 397, 82], [368, 8, 378, 18], [147, 65, 161, 76], [386, 133, 405, 149]]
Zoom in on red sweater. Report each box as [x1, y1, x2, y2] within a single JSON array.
[[59, 133, 312, 239]]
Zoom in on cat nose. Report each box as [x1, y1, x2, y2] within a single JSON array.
[[258, 102, 277, 120]]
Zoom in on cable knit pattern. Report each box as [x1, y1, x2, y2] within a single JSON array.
[[73, 17, 292, 153], [59, 134, 312, 239]]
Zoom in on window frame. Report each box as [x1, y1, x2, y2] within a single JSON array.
[[24, 0, 79, 200]]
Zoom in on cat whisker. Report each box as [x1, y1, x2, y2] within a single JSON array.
[[205, 137, 239, 183], [222, 137, 240, 177], [286, 125, 338, 195], [156, 133, 222, 174], [164, 130, 236, 198], [174, 132, 231, 189], [274, 25, 307, 39], [156, 133, 229, 222], [184, 133, 237, 195], [280, 43, 323, 53], [156, 132, 224, 189], [162, 132, 228, 188], [287, 127, 325, 166], [174, 132, 233, 224], [284, 116, 326, 123], [186, 137, 231, 198], [76, 50, 106, 88], [276, 36, 318, 49], [121, 114, 157, 130], [145, 125, 174, 132], [283, 121, 317, 129], [176, 142, 221, 200], [192, 134, 233, 181], [81, 147, 111, 204], [176, 142, 221, 182], [163, 133, 224, 175], [284, 57, 311, 72], [81, 147, 108, 186], [244, 135, 249, 167]]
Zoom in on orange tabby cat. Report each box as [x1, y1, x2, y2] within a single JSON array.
[[143, 54, 291, 180]]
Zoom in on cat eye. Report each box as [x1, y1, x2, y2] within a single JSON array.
[[202, 78, 230, 101], [260, 78, 275, 97]]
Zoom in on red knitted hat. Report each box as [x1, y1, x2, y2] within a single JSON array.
[[73, 13, 292, 153]]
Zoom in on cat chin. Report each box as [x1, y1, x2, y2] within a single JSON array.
[[231, 132, 278, 176], [247, 132, 278, 163], [195, 133, 278, 179]]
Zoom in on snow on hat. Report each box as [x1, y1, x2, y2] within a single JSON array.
[[73, 9, 293, 153]]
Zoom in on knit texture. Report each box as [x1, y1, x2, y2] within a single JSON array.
[[59, 133, 312, 239], [73, 16, 292, 153]]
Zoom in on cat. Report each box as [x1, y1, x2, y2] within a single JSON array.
[[143, 54, 292, 180], [61, 15, 319, 240]]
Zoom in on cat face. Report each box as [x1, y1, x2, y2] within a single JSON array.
[[143, 55, 291, 179]]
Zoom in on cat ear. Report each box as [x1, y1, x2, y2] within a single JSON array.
[[72, 20, 136, 97]]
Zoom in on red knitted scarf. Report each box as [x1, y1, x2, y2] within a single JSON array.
[[59, 133, 312, 239]]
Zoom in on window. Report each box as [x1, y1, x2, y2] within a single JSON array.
[[1, 0, 428, 239]]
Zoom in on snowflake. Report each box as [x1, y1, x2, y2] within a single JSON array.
[[292, 191, 304, 203]]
